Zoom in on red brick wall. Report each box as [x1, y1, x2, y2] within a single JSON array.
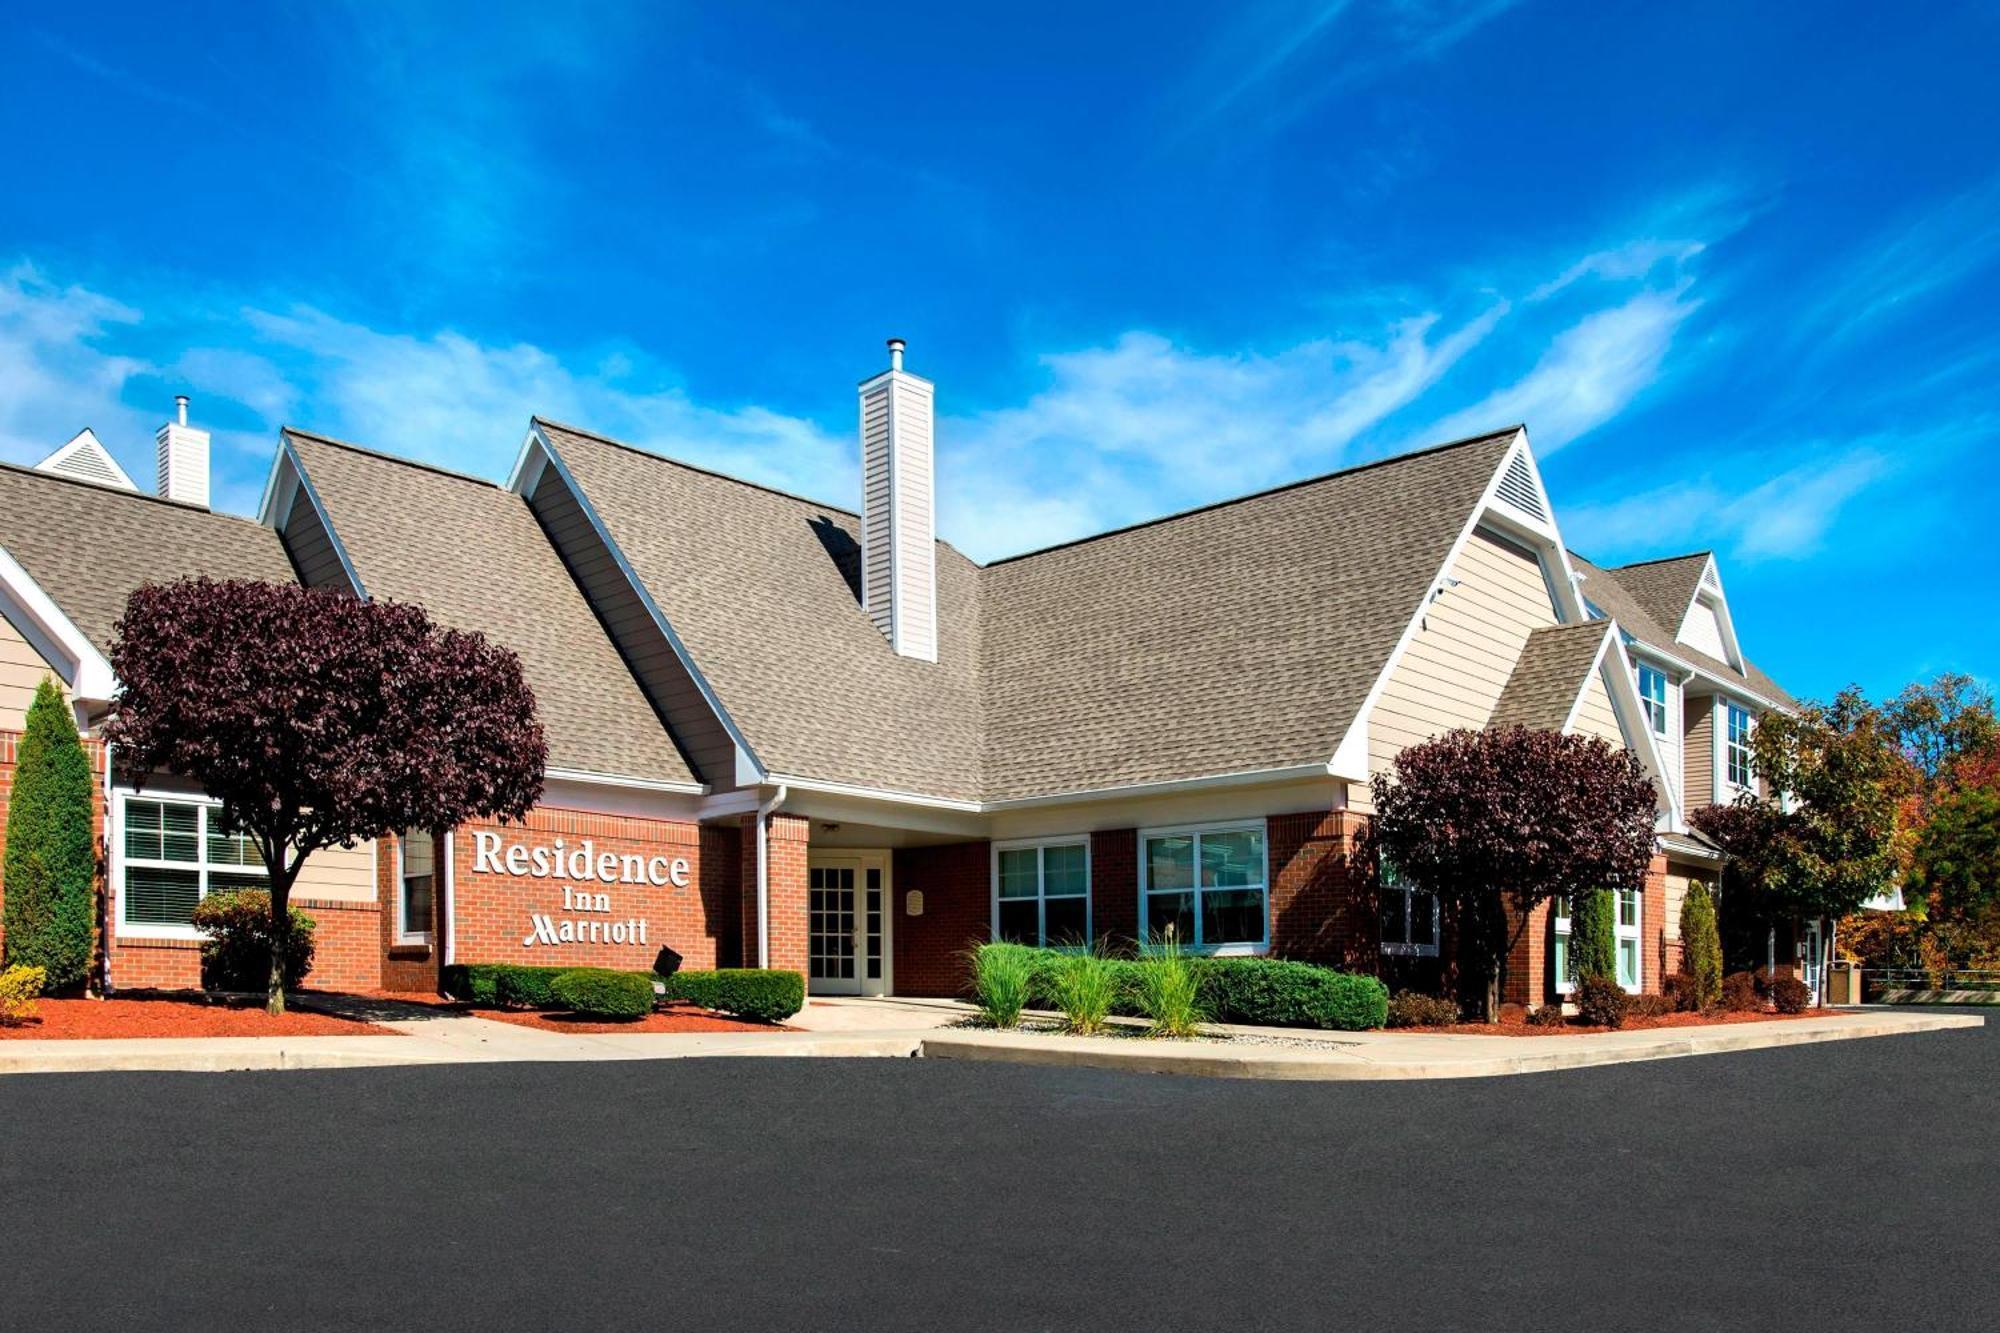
[[892, 840, 989, 997], [1268, 810, 1375, 969], [449, 805, 721, 975], [736, 812, 807, 980], [1643, 852, 1667, 996], [1090, 829, 1138, 948], [296, 896, 380, 991]]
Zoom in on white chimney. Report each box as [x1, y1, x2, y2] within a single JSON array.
[[858, 338, 937, 662], [156, 394, 210, 508]]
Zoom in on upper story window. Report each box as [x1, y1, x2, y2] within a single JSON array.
[[1637, 664, 1669, 736], [1379, 859, 1439, 957], [1726, 703, 1754, 788], [120, 795, 266, 929], [1140, 822, 1266, 952], [993, 839, 1090, 948]]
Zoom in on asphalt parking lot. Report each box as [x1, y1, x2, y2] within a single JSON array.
[[3, 1012, 1994, 1332]]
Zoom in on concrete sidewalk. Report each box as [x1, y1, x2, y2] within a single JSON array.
[[0, 998, 1977, 1079]]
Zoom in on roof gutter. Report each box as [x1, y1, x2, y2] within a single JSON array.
[[754, 784, 788, 970]]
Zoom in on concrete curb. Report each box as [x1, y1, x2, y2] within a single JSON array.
[[0, 1010, 1976, 1079]]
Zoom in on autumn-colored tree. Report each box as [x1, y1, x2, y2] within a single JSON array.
[[1372, 726, 1658, 1020], [1908, 786, 2000, 932], [1692, 687, 1900, 977], [105, 580, 547, 1012]]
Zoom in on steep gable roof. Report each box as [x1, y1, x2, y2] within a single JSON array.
[[1570, 553, 1794, 709], [1607, 553, 1710, 638], [537, 419, 1519, 803], [282, 430, 699, 788], [0, 462, 294, 654], [1489, 622, 1616, 732]]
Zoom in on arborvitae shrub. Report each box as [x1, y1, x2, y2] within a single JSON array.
[[1568, 888, 1617, 985], [1678, 881, 1724, 1011], [2, 679, 97, 991]]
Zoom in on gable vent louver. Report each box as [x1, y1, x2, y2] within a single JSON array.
[[1495, 451, 1547, 521], [48, 445, 126, 488]]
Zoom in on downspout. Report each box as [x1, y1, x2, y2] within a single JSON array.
[[754, 785, 789, 970], [99, 733, 115, 997]]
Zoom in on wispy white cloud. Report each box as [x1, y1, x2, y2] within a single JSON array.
[[0, 262, 153, 465], [1796, 176, 2000, 347]]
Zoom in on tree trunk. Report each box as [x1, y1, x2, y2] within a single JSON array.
[[267, 869, 293, 1016]]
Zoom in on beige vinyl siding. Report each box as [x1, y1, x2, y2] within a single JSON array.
[[1368, 527, 1559, 775], [1681, 597, 1728, 660], [525, 461, 737, 785], [1684, 698, 1715, 808], [0, 608, 63, 731], [295, 839, 377, 903], [1569, 666, 1623, 744], [1664, 870, 1691, 944]]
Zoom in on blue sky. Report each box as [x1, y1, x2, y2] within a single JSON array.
[[1, 1, 1993, 702]]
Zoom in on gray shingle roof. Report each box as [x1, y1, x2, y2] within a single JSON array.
[[538, 422, 986, 799], [1489, 622, 1612, 732], [1570, 552, 1795, 709], [284, 431, 698, 786], [541, 420, 1519, 802], [0, 463, 296, 654], [1606, 554, 1710, 637]]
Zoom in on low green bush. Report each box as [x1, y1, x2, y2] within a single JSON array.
[[1574, 975, 1628, 1029], [1386, 991, 1459, 1028], [442, 963, 653, 1012], [495, 965, 565, 1010], [665, 969, 804, 1023], [967, 942, 1037, 1028], [1769, 976, 1812, 1014], [1525, 1003, 1568, 1028], [190, 890, 316, 993], [551, 967, 655, 1019], [1199, 957, 1389, 1031]]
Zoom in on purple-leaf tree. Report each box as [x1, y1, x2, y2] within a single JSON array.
[[1371, 726, 1659, 1020], [106, 579, 546, 1013]]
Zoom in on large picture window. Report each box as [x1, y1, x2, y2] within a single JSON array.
[[992, 839, 1089, 947], [120, 795, 266, 928], [1140, 822, 1267, 952], [1379, 859, 1438, 957], [397, 830, 436, 943], [1726, 704, 1754, 789]]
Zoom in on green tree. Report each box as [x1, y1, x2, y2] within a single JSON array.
[[1887, 673, 1997, 798], [1678, 879, 1723, 1009], [1907, 786, 2000, 926], [1568, 888, 1616, 983], [2, 677, 97, 991]]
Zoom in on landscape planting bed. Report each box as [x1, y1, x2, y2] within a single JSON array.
[[483, 1004, 793, 1035], [1400, 1008, 1827, 1037], [0, 994, 397, 1040]]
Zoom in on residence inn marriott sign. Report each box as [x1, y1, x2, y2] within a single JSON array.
[[0, 338, 1801, 1005]]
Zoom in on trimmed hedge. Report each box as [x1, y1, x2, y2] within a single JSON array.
[[979, 946, 1389, 1031], [550, 967, 655, 1019], [664, 969, 804, 1023], [443, 962, 655, 1011]]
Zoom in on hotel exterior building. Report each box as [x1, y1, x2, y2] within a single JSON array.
[[0, 346, 1804, 1007]]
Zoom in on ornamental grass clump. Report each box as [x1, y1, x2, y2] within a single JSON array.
[[1134, 928, 1205, 1039], [1050, 947, 1120, 1035], [968, 942, 1037, 1029]]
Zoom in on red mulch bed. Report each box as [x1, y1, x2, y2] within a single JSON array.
[[0, 993, 397, 1040], [483, 1003, 791, 1035], [1402, 1008, 1825, 1037]]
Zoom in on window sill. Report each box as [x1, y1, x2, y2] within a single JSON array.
[[389, 940, 433, 957]]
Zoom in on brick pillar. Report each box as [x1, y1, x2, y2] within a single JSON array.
[[1268, 809, 1374, 968], [1090, 829, 1137, 949], [739, 812, 809, 980], [1644, 852, 1668, 995], [1505, 898, 1553, 1011]]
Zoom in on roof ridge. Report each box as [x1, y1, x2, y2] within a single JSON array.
[[987, 424, 1523, 568], [284, 427, 507, 491], [0, 457, 267, 527], [1611, 550, 1712, 572], [533, 416, 860, 517]]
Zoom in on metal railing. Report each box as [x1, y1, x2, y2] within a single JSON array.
[[1862, 967, 2000, 999]]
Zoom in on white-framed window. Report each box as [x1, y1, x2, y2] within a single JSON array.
[[116, 792, 266, 935], [991, 838, 1090, 948], [1378, 858, 1439, 957], [1552, 891, 1642, 994], [1637, 664, 1669, 736], [396, 830, 436, 945], [1551, 894, 1575, 995], [1139, 820, 1267, 953], [1726, 703, 1754, 789], [1616, 888, 1642, 991]]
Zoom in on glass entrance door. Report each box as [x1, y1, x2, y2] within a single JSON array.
[[807, 853, 890, 996]]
